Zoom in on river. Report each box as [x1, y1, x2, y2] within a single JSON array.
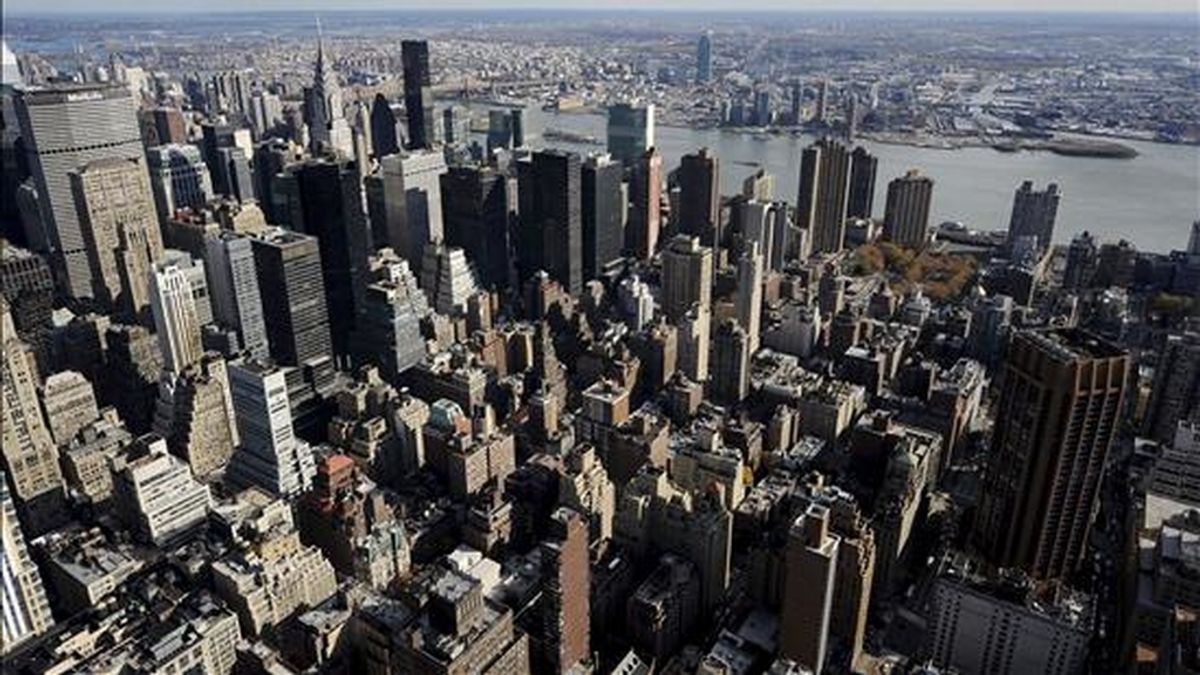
[[467, 104, 1200, 253]]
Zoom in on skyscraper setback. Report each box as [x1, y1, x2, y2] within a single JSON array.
[[974, 328, 1128, 579]]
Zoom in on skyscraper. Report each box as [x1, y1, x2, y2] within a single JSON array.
[[204, 231, 269, 360], [307, 28, 353, 157], [883, 169, 934, 248], [797, 137, 851, 254], [0, 470, 54, 654], [1063, 231, 1098, 291], [15, 83, 144, 300], [251, 228, 333, 367], [780, 504, 840, 675], [581, 153, 624, 280], [278, 159, 370, 356], [736, 242, 764, 354], [376, 151, 447, 271], [370, 93, 400, 159], [661, 234, 713, 323], [974, 329, 1128, 579], [354, 250, 429, 380], [420, 242, 480, 316], [678, 148, 720, 248], [538, 507, 591, 674], [154, 354, 238, 481], [711, 319, 750, 405], [677, 304, 711, 384], [1144, 330, 1200, 444], [625, 147, 662, 262], [1006, 181, 1061, 252], [606, 102, 655, 165], [696, 31, 713, 83], [401, 40, 434, 150], [69, 156, 164, 321], [147, 144, 214, 225], [517, 149, 583, 295], [226, 359, 317, 497], [150, 260, 204, 374], [846, 146, 877, 220], [1, 307, 65, 534], [441, 165, 511, 289]]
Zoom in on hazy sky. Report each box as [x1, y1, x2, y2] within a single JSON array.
[[5, 0, 1198, 14]]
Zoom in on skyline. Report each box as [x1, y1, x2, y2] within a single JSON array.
[[5, 0, 1200, 16]]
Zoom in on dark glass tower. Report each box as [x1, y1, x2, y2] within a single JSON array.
[[517, 150, 582, 295], [276, 159, 370, 357], [251, 229, 334, 367], [581, 155, 624, 281], [678, 148, 720, 248], [441, 165, 511, 290], [401, 40, 434, 150], [370, 92, 399, 158], [846, 146, 877, 220]]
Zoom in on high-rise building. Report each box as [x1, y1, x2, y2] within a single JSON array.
[[248, 90, 283, 140], [147, 144, 213, 225], [538, 507, 591, 674], [150, 260, 204, 374], [354, 250, 429, 380], [1006, 181, 1060, 252], [626, 147, 662, 262], [814, 79, 830, 123], [581, 153, 624, 280], [883, 169, 934, 248], [421, 242, 480, 316], [0, 245, 54, 362], [1, 308, 65, 534], [974, 329, 1128, 579], [1189, 220, 1200, 256], [401, 40, 434, 150], [204, 231, 268, 359], [199, 122, 239, 197], [370, 92, 400, 159], [104, 323, 163, 435], [606, 102, 655, 165], [846, 146, 877, 220], [15, 83, 144, 300], [678, 148, 720, 248], [0, 470, 54, 654], [277, 159, 369, 356], [797, 137, 851, 254], [711, 318, 751, 405], [1063, 231, 1098, 291], [251, 228, 333, 367], [154, 353, 238, 480], [442, 105, 470, 147], [740, 200, 792, 273], [1145, 331, 1200, 444], [441, 165, 510, 289], [696, 31, 713, 83], [41, 369, 98, 447], [661, 235, 713, 323], [375, 151, 447, 270], [306, 30, 353, 157], [112, 434, 212, 545], [677, 303, 711, 384], [69, 156, 163, 321], [736, 242, 764, 354], [517, 149, 583, 295], [780, 504, 840, 675], [252, 138, 299, 224], [226, 359, 317, 497], [485, 109, 514, 154]]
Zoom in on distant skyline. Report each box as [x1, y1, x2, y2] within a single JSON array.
[[4, 0, 1198, 15]]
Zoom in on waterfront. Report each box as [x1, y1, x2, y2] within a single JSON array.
[[469, 104, 1200, 253]]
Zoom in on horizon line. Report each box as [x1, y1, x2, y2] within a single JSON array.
[[6, 6, 1200, 17]]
